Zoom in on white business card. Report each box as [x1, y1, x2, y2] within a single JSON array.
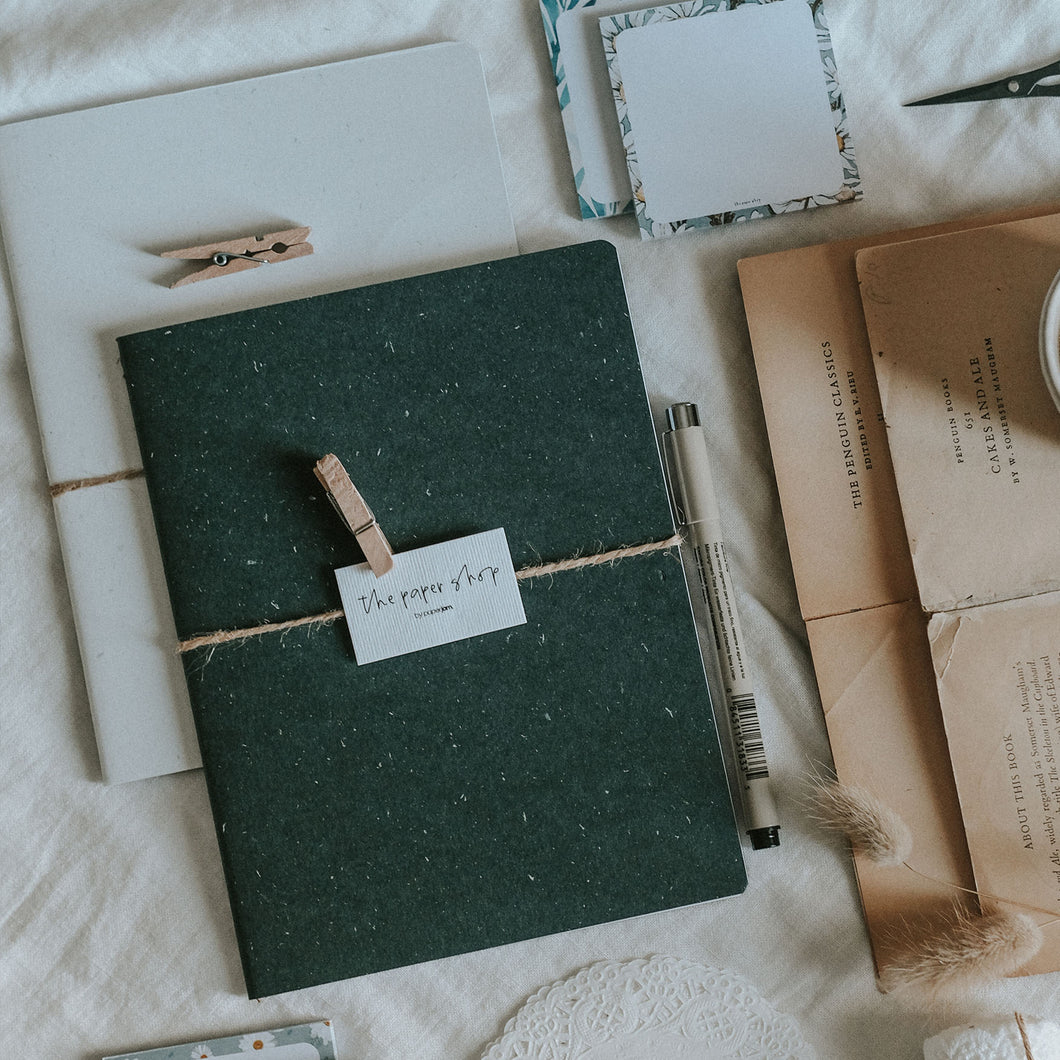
[[335, 528, 527, 664]]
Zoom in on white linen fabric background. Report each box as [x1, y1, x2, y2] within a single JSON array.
[[2, 1, 1059, 1057]]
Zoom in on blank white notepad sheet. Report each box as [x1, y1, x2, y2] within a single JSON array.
[[600, 0, 858, 237]]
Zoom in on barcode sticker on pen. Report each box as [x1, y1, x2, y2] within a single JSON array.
[[731, 692, 770, 779]]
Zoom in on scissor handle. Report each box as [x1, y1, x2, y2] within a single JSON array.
[[1024, 58, 1060, 96]]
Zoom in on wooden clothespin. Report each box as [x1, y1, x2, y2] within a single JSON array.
[[162, 226, 313, 288], [313, 454, 394, 577]]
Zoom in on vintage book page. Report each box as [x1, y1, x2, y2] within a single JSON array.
[[855, 215, 1060, 971], [807, 601, 977, 975], [929, 594, 1060, 971], [738, 236, 916, 624], [738, 201, 1060, 976], [857, 216, 1060, 613]]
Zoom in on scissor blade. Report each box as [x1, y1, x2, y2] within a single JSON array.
[[905, 58, 1060, 105]]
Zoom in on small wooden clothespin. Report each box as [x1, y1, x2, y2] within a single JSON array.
[[314, 454, 394, 577], [162, 226, 313, 288]]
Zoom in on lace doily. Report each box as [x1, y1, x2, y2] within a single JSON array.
[[480, 955, 815, 1060]]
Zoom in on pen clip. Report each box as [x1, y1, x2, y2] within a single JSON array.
[[662, 430, 690, 529]]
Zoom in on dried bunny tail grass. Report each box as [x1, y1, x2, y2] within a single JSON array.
[[880, 904, 1044, 999], [808, 778, 913, 866], [806, 772, 1052, 1000]]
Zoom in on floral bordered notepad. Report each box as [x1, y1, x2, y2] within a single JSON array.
[[599, 0, 861, 238], [540, 0, 645, 218], [103, 1021, 336, 1060]]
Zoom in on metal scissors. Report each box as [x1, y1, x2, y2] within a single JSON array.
[[905, 56, 1060, 106]]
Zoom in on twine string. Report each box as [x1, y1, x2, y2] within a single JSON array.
[[49, 468, 144, 498], [176, 534, 683, 654], [512, 534, 681, 579], [1016, 1011, 1035, 1060]]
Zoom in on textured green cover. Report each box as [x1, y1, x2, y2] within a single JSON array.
[[118, 241, 745, 998]]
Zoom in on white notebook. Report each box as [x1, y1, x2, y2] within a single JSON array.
[[0, 42, 517, 783]]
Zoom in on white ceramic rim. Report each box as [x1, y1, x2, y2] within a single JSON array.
[[1041, 267, 1060, 414]]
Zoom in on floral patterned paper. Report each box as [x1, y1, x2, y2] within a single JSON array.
[[539, 0, 635, 218], [103, 1020, 336, 1060]]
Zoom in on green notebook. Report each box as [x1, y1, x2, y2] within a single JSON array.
[[118, 241, 745, 998]]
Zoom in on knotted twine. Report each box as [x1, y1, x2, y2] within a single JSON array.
[[175, 534, 684, 653], [45, 464, 683, 656]]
